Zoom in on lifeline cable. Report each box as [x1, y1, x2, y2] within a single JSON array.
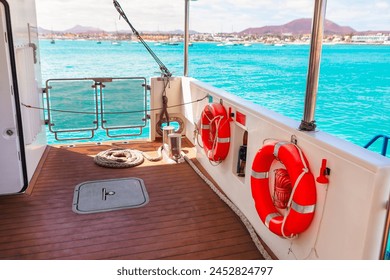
[[21, 95, 208, 115], [113, 0, 171, 77]]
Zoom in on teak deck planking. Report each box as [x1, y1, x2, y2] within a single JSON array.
[[0, 139, 265, 260]]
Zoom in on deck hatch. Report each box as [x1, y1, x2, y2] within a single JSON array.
[[72, 177, 149, 214]]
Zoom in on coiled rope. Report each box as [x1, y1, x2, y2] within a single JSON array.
[[94, 146, 163, 168], [182, 153, 273, 260]]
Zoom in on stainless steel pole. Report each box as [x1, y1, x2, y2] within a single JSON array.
[[184, 0, 190, 76], [299, 0, 327, 131]]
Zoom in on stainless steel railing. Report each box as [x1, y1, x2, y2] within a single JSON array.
[[45, 77, 148, 141], [364, 134, 390, 157]]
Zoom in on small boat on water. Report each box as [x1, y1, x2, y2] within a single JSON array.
[[161, 40, 180, 46], [1, 0, 389, 261]]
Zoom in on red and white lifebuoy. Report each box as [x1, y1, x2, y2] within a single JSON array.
[[251, 140, 316, 238], [200, 103, 230, 162]]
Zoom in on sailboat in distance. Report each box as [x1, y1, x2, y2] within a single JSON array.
[[50, 27, 55, 44], [111, 21, 121, 45]]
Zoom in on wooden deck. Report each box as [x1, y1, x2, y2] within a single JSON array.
[[0, 139, 266, 260]]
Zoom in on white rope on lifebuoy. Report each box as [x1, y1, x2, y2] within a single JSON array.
[[94, 146, 163, 168]]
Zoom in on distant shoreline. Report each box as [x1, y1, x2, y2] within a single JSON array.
[[39, 37, 390, 46]]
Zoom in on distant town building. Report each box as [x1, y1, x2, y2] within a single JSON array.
[[351, 35, 389, 43]]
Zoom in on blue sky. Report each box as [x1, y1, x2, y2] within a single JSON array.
[[35, 0, 390, 32]]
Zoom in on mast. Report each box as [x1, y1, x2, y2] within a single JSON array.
[[184, 0, 197, 76], [299, 0, 327, 131]]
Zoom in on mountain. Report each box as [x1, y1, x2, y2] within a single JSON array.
[[38, 27, 53, 35], [119, 29, 198, 35], [38, 25, 106, 34], [39, 21, 386, 36], [240, 18, 356, 35], [63, 25, 105, 34], [38, 25, 197, 35]]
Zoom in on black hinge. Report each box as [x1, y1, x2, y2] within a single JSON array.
[[142, 84, 151, 91]]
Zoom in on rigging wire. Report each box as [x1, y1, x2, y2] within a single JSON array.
[[112, 0, 172, 78], [112, 0, 174, 126]]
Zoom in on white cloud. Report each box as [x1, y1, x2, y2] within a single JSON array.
[[375, 1, 389, 9], [327, 0, 390, 31], [35, 0, 390, 32]]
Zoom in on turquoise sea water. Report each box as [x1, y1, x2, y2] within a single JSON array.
[[39, 40, 390, 155]]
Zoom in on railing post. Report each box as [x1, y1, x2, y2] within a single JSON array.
[[184, 0, 190, 77], [184, 0, 197, 77], [382, 137, 389, 157], [364, 135, 390, 157], [299, 0, 327, 131]]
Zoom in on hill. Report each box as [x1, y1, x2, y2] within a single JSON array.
[[38, 24, 198, 35], [63, 25, 105, 34], [240, 18, 356, 35], [38, 25, 106, 34], [37, 27, 53, 35]]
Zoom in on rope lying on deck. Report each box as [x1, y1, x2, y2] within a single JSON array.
[[94, 147, 163, 168], [182, 153, 273, 260]]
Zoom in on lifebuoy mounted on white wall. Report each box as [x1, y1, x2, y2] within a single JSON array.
[[200, 103, 231, 162], [251, 140, 316, 238]]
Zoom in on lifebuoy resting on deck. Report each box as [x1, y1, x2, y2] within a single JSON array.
[[200, 103, 231, 162], [251, 140, 316, 238]]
